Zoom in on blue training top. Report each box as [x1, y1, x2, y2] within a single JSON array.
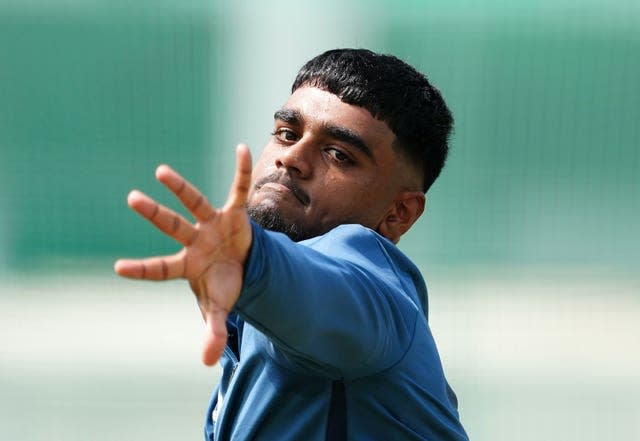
[[204, 222, 468, 440]]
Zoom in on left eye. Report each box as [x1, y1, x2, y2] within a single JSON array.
[[326, 148, 350, 163]]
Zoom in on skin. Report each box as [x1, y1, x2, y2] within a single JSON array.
[[114, 86, 425, 366], [248, 86, 424, 243]]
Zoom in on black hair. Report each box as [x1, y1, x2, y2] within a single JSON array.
[[292, 48, 453, 193]]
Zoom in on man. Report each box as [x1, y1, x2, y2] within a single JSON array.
[[115, 49, 468, 440]]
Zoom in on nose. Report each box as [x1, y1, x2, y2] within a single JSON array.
[[275, 140, 313, 178]]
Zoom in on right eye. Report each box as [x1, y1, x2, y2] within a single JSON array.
[[271, 128, 299, 143]]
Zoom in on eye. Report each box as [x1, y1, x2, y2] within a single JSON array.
[[325, 147, 353, 165], [271, 128, 299, 143]]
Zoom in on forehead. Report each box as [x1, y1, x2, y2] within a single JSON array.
[[280, 87, 396, 154]]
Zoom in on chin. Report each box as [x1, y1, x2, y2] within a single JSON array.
[[247, 203, 309, 242]]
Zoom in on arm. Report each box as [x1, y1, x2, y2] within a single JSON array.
[[114, 144, 253, 366], [236, 223, 421, 378]]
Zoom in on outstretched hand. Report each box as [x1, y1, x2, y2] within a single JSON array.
[[114, 144, 253, 366]]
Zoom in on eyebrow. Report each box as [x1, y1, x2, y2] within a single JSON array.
[[273, 108, 302, 125], [273, 108, 374, 159]]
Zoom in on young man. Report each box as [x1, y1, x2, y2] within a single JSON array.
[[115, 49, 469, 440]]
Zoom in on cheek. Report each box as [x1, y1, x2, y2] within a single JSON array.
[[318, 178, 382, 215], [351, 179, 394, 217], [247, 160, 269, 203], [344, 176, 380, 199], [252, 149, 273, 175], [250, 150, 278, 187]]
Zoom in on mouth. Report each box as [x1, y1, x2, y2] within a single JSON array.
[[255, 174, 310, 206]]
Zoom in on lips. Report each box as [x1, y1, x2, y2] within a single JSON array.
[[255, 173, 310, 206]]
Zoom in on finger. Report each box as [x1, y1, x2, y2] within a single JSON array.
[[127, 190, 199, 246], [155, 164, 215, 222], [114, 253, 185, 281], [224, 144, 252, 210], [201, 307, 229, 366]]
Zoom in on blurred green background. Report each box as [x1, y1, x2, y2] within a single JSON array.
[[1, 0, 638, 440]]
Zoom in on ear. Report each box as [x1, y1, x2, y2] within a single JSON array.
[[376, 191, 426, 244]]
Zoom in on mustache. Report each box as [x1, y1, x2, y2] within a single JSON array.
[[254, 172, 311, 206]]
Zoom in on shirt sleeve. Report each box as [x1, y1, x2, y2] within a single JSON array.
[[234, 221, 424, 378]]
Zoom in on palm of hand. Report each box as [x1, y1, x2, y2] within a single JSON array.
[[115, 144, 253, 365]]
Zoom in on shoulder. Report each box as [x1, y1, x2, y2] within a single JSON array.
[[301, 224, 386, 255], [302, 224, 411, 269], [302, 224, 428, 312]]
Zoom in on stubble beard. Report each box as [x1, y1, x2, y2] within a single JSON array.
[[247, 203, 309, 242]]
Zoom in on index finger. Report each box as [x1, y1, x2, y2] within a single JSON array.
[[155, 165, 215, 222], [224, 144, 253, 210]]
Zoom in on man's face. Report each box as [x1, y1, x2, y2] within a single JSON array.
[[247, 86, 403, 241]]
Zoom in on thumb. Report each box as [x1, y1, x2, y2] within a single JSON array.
[[201, 308, 229, 366]]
